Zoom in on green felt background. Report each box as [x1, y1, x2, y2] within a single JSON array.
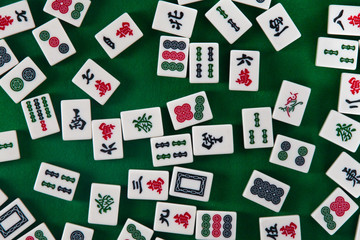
[[0, 0, 360, 239]]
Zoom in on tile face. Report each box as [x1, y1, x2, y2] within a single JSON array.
[[0, 0, 35, 39], [0, 39, 18, 76], [0, 198, 35, 240], [0, 57, 46, 104], [72, 59, 120, 105], [233, 0, 271, 10], [259, 215, 301, 240], [117, 219, 153, 240], [338, 73, 360, 115], [189, 43, 219, 83], [311, 187, 358, 235], [192, 124, 234, 156], [18, 223, 55, 240], [61, 223, 94, 240], [154, 202, 197, 235], [121, 107, 163, 141], [167, 91, 213, 130], [326, 152, 360, 198], [157, 36, 189, 78], [315, 37, 358, 70], [33, 162, 80, 201], [169, 166, 213, 202], [256, 3, 301, 51], [43, 0, 91, 27], [61, 99, 92, 141], [242, 107, 274, 149], [151, 133, 193, 167], [195, 210, 237, 240], [88, 183, 121, 226], [242, 170, 290, 212], [92, 119, 123, 160], [21, 93, 60, 140], [272, 80, 311, 126], [127, 170, 169, 200], [152, 1, 197, 38], [178, 0, 202, 5], [0, 189, 8, 207], [269, 134, 316, 173], [95, 13, 143, 59], [328, 5, 360, 37], [229, 50, 260, 91], [0, 130, 20, 162], [319, 110, 360, 153], [205, 0, 252, 44], [32, 18, 76, 66]]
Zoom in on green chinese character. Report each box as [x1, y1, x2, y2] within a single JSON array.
[[133, 113, 153, 133], [95, 193, 114, 214], [336, 123, 356, 142]]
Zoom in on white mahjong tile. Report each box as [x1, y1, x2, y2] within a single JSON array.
[[88, 183, 121, 226], [169, 166, 213, 202], [0, 57, 46, 104], [117, 219, 154, 240], [338, 73, 360, 115], [152, 1, 197, 38], [21, 93, 60, 140], [32, 18, 76, 66], [229, 50, 260, 91], [0, 130, 20, 162], [319, 110, 360, 153], [18, 223, 55, 240], [127, 170, 169, 200], [242, 170, 290, 212], [195, 211, 237, 240], [178, 0, 202, 5], [72, 59, 120, 105], [0, 39, 18, 76], [0, 0, 35, 39], [259, 215, 301, 240], [311, 187, 358, 235], [167, 91, 213, 130], [355, 215, 360, 240], [328, 5, 360, 37], [189, 43, 219, 83], [92, 119, 123, 160], [192, 124, 234, 156], [61, 223, 93, 240], [242, 107, 274, 149], [121, 107, 163, 141], [95, 13, 143, 59], [205, 0, 252, 44], [157, 36, 189, 78], [33, 162, 80, 201], [256, 3, 301, 51], [272, 80, 311, 126], [43, 0, 91, 27], [61, 99, 92, 141], [315, 37, 358, 70], [0, 199, 35, 240], [233, 0, 271, 10], [269, 134, 316, 173], [326, 152, 360, 198], [150, 133, 193, 167], [0, 189, 7, 207], [154, 202, 197, 235]]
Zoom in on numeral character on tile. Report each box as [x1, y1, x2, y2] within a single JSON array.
[[328, 5, 360, 37]]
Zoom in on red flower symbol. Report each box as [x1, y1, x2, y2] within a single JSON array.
[[51, 0, 72, 14]]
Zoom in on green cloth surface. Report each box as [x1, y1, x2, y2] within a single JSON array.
[[0, 0, 360, 239]]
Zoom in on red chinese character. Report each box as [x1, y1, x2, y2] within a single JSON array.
[[0, 15, 14, 31], [174, 212, 191, 229], [147, 178, 165, 194], [235, 69, 252, 86], [99, 123, 115, 140], [349, 14, 360, 28], [95, 80, 111, 97], [116, 22, 133, 38], [349, 77, 360, 95], [280, 222, 297, 238]]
